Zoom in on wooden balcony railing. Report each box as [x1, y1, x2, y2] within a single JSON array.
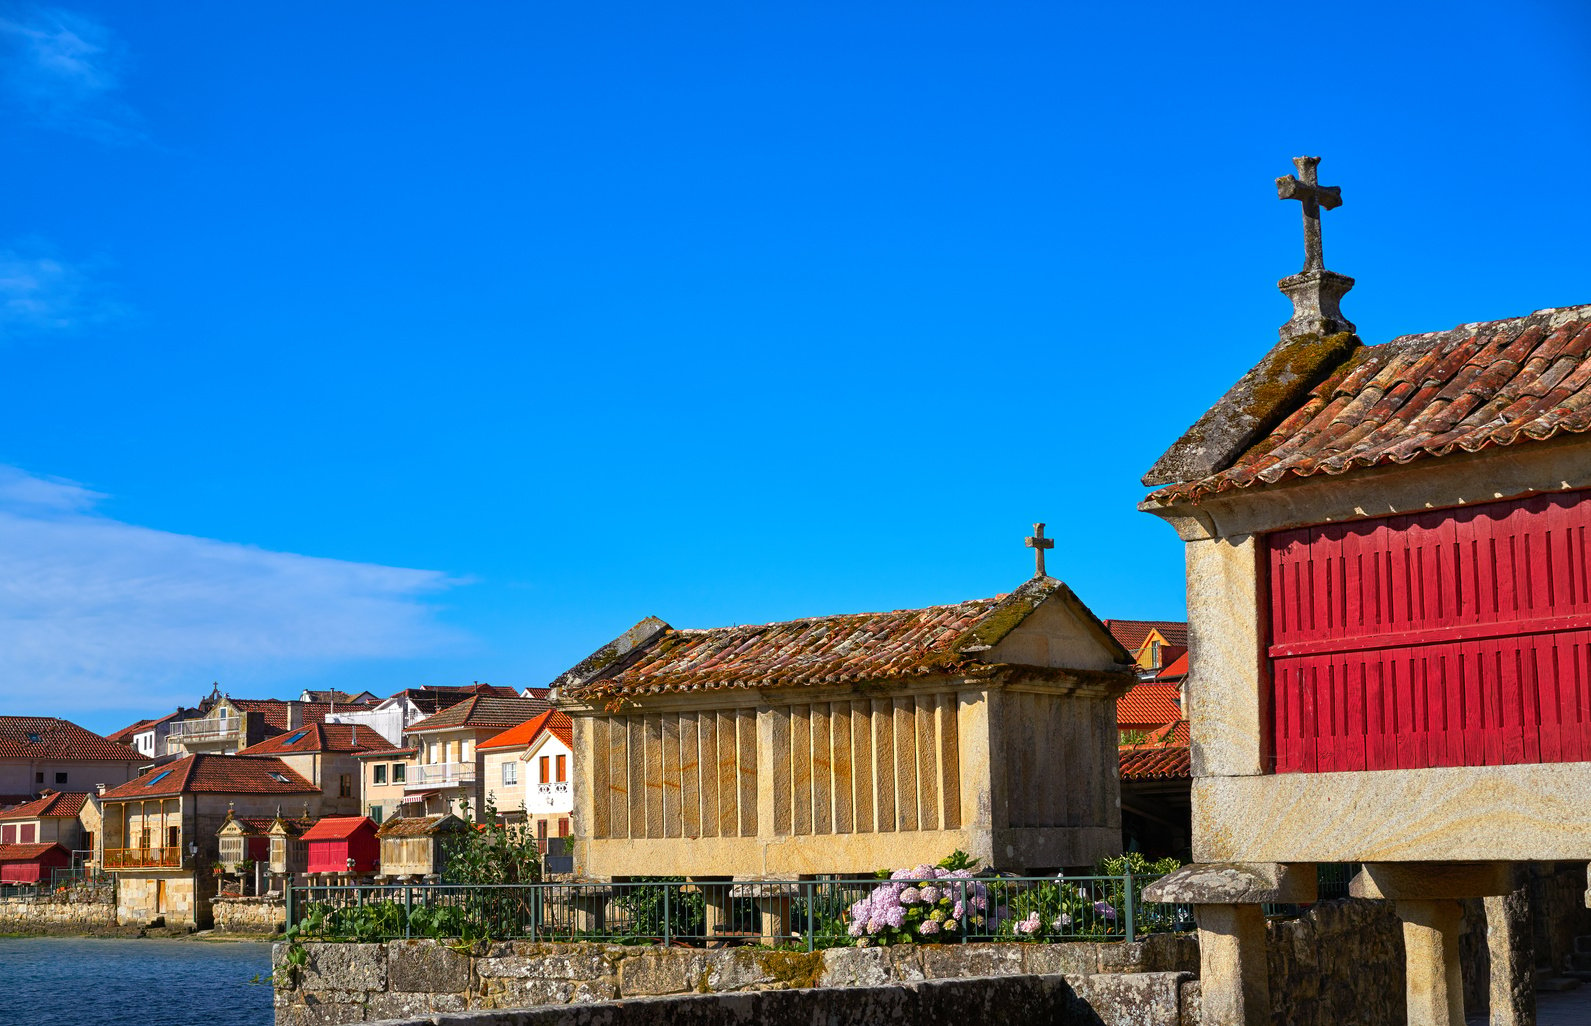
[[103, 847, 186, 869]]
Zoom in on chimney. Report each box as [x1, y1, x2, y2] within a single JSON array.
[[96, 783, 106, 795], [286, 701, 302, 730]]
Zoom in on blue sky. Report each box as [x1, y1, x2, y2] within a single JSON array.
[[0, 1, 1587, 734]]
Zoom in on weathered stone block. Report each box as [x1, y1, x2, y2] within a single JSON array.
[[389, 940, 470, 994], [477, 949, 611, 981], [365, 991, 467, 1019], [818, 946, 891, 987], [1068, 971, 1188, 1026], [1022, 942, 1100, 976], [299, 944, 387, 992], [919, 943, 1023, 979], [617, 950, 707, 996], [702, 949, 775, 992]]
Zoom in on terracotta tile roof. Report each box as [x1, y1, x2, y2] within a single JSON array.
[[301, 816, 377, 841], [1119, 744, 1192, 780], [1118, 684, 1183, 729], [1150, 304, 1591, 504], [220, 816, 277, 835], [1154, 652, 1189, 682], [0, 792, 90, 820], [407, 695, 552, 734], [229, 700, 338, 733], [557, 578, 1126, 703], [0, 717, 144, 763], [268, 817, 317, 836], [478, 710, 574, 751], [101, 754, 319, 799], [238, 724, 398, 756], [105, 720, 151, 744], [355, 747, 416, 759], [376, 814, 466, 837], [0, 843, 67, 861], [1102, 620, 1189, 651]]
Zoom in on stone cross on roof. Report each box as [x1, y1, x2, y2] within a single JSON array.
[[1025, 523, 1054, 578], [1276, 156, 1342, 273]]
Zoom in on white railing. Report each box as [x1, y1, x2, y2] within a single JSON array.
[[535, 782, 570, 796], [408, 762, 476, 788], [167, 717, 241, 742]]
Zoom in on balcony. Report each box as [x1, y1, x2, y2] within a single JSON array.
[[535, 782, 571, 796], [408, 762, 476, 788], [166, 717, 241, 743], [104, 847, 186, 870]]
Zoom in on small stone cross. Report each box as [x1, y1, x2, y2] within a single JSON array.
[[1276, 156, 1342, 273], [1025, 523, 1054, 578]]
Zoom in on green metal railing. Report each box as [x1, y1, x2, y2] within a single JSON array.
[[286, 873, 1194, 949]]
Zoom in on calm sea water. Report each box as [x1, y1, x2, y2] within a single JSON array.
[[0, 937, 274, 1026]]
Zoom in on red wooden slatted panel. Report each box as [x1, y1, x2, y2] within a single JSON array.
[[1268, 488, 1591, 773]]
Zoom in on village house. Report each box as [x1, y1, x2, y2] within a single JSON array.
[[403, 694, 551, 820], [164, 691, 340, 757], [550, 562, 1136, 881], [0, 717, 145, 805], [0, 790, 96, 861], [326, 683, 519, 746], [0, 842, 70, 886], [99, 754, 321, 928], [237, 723, 397, 816], [1104, 619, 1189, 679], [107, 709, 201, 763], [298, 689, 379, 705], [356, 745, 416, 824], [1141, 156, 1591, 1026], [479, 709, 575, 849]]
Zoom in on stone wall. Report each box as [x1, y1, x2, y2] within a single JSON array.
[[213, 894, 287, 935], [0, 883, 118, 935], [343, 973, 1196, 1026], [273, 936, 1199, 1025]]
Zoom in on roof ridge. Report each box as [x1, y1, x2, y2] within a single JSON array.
[[667, 596, 1001, 635]]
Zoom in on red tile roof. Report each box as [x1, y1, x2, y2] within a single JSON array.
[[0, 717, 144, 763], [238, 724, 398, 756], [478, 710, 574, 751], [558, 578, 1127, 702], [1117, 683, 1183, 728], [1103, 620, 1189, 651], [1119, 744, 1191, 780], [229, 700, 339, 733], [1150, 305, 1591, 504], [0, 792, 90, 820], [101, 754, 318, 799], [1154, 652, 1190, 682], [0, 843, 67, 861], [105, 720, 151, 744], [220, 816, 277, 835], [407, 695, 552, 734], [301, 816, 377, 841], [375, 814, 466, 837]]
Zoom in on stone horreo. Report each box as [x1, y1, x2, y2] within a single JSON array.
[[1141, 156, 1591, 1026], [548, 570, 1137, 884]]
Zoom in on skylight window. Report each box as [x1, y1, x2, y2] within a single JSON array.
[[268, 772, 290, 783], [284, 730, 309, 745], [145, 770, 172, 787], [25, 733, 40, 743]]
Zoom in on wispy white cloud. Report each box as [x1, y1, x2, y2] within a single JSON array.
[[0, 247, 126, 339], [0, 466, 470, 718], [0, 5, 140, 142]]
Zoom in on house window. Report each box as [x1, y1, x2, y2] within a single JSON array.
[[373, 764, 387, 785], [1, 825, 14, 844], [54, 772, 67, 784], [538, 756, 550, 784], [166, 826, 179, 851], [369, 806, 384, 824], [34, 772, 43, 784], [19, 824, 35, 843], [339, 774, 353, 798], [502, 762, 517, 786], [392, 763, 406, 784], [537, 819, 548, 846], [557, 817, 569, 837], [555, 755, 567, 783]]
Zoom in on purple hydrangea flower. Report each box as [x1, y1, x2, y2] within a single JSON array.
[[919, 919, 940, 935], [1015, 911, 1041, 935], [1094, 901, 1117, 922], [898, 886, 922, 905]]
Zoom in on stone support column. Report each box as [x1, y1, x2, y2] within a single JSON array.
[[1352, 861, 1515, 1026], [732, 881, 800, 946], [1143, 862, 1316, 1026], [689, 879, 734, 943], [569, 886, 610, 934], [1485, 878, 1535, 1026], [1398, 900, 1466, 1026], [1194, 903, 1271, 1026]]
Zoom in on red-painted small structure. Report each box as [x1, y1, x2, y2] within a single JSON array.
[[301, 816, 380, 874], [0, 842, 70, 884], [1268, 488, 1591, 774]]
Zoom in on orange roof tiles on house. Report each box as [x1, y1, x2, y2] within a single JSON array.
[[101, 755, 318, 799], [1118, 684, 1183, 728], [1154, 652, 1190, 682], [0, 792, 90, 820], [478, 710, 574, 751], [1102, 620, 1189, 651], [0, 717, 144, 763], [1150, 304, 1591, 505], [407, 695, 552, 734], [556, 578, 1129, 703], [1119, 745, 1192, 780], [229, 700, 339, 733], [301, 816, 376, 841], [238, 724, 398, 757], [0, 842, 68, 861]]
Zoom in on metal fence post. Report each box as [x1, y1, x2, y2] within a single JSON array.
[[805, 882, 815, 952], [405, 885, 413, 939], [1123, 871, 1136, 943], [285, 880, 294, 929], [662, 886, 671, 947]]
